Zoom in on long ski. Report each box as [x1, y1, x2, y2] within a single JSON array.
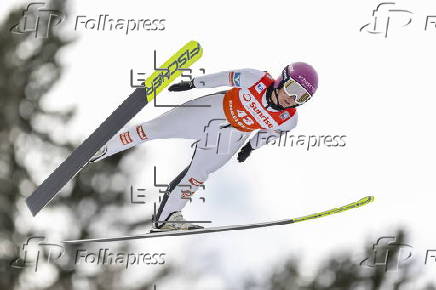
[[63, 196, 374, 244], [26, 41, 203, 216]]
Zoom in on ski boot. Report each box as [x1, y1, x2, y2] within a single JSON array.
[[150, 211, 204, 232], [89, 145, 107, 163]]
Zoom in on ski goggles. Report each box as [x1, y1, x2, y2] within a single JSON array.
[[283, 78, 312, 105]]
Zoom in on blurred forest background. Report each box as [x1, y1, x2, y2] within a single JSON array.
[[0, 1, 435, 289]]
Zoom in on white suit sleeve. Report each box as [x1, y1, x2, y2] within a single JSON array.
[[192, 69, 266, 89], [249, 112, 298, 149]]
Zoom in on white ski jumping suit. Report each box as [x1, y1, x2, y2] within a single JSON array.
[[102, 69, 298, 224]]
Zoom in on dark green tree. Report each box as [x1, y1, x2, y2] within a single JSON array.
[[244, 229, 435, 290], [0, 1, 171, 289]]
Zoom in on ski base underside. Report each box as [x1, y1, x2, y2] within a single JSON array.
[[25, 40, 203, 216], [26, 89, 147, 216], [63, 196, 375, 244]]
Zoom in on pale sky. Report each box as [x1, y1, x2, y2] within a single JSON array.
[[4, 0, 436, 288]]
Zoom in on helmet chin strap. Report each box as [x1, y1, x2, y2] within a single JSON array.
[[266, 86, 300, 110]]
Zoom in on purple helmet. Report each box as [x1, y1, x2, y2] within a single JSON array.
[[274, 62, 318, 96]]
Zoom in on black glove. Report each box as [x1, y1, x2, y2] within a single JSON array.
[[168, 80, 195, 92], [237, 142, 254, 163]]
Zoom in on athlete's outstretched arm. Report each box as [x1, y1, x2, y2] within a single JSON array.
[[168, 69, 267, 91]]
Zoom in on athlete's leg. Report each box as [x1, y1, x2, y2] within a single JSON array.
[[99, 92, 227, 160], [155, 126, 250, 226]]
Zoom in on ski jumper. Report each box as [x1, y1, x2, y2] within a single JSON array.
[[101, 69, 298, 225]]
